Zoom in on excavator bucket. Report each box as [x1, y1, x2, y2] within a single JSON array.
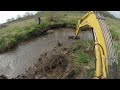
[[68, 36, 80, 39]]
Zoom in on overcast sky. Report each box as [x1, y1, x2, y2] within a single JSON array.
[[0, 11, 119, 24], [108, 11, 120, 18], [0, 11, 37, 24]]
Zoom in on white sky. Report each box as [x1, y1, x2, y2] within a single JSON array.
[[108, 11, 120, 18], [0, 11, 37, 24], [0, 11, 119, 24]]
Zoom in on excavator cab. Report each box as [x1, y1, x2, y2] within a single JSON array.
[[75, 11, 118, 79]]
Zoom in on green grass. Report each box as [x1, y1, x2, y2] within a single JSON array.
[[0, 19, 38, 52], [106, 17, 120, 71], [0, 12, 79, 53], [70, 40, 95, 78], [106, 17, 120, 40]]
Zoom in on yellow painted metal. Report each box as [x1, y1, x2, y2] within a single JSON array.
[[75, 11, 108, 79], [94, 42, 102, 78]]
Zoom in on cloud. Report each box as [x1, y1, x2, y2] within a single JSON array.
[[0, 11, 37, 24], [108, 11, 120, 18]]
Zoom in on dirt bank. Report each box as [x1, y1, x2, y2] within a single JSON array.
[[15, 38, 94, 79], [16, 41, 76, 79], [0, 28, 94, 79]]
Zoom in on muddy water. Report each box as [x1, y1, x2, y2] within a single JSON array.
[[0, 28, 93, 79]]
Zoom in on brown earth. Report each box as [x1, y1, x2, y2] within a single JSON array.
[[0, 29, 95, 79], [15, 41, 77, 79]]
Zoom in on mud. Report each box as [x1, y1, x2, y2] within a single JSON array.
[[0, 28, 93, 79], [16, 43, 75, 79]]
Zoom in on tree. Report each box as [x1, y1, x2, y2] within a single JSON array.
[[30, 12, 34, 16], [6, 19, 11, 23], [17, 15, 21, 19], [11, 17, 15, 21], [24, 12, 31, 17]]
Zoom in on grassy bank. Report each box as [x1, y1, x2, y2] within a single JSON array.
[[106, 17, 120, 71], [0, 15, 78, 53], [70, 40, 95, 78], [0, 11, 84, 53]]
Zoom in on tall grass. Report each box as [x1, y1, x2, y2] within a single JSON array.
[[0, 19, 37, 52], [0, 12, 78, 53], [70, 40, 95, 78], [106, 17, 120, 40]]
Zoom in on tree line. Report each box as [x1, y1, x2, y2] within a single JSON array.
[[0, 12, 36, 29]]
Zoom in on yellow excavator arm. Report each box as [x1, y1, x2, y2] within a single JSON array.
[[75, 11, 118, 79]]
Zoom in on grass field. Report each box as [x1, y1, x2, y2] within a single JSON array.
[[70, 39, 95, 78]]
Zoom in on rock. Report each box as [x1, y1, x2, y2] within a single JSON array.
[[62, 51, 69, 55], [57, 41, 62, 46], [84, 66, 90, 70], [0, 75, 8, 79], [62, 70, 75, 79], [35, 75, 42, 79], [47, 30, 54, 34]]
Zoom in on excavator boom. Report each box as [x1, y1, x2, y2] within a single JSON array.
[[75, 11, 118, 79]]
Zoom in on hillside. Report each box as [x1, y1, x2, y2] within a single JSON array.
[[99, 11, 117, 19]]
